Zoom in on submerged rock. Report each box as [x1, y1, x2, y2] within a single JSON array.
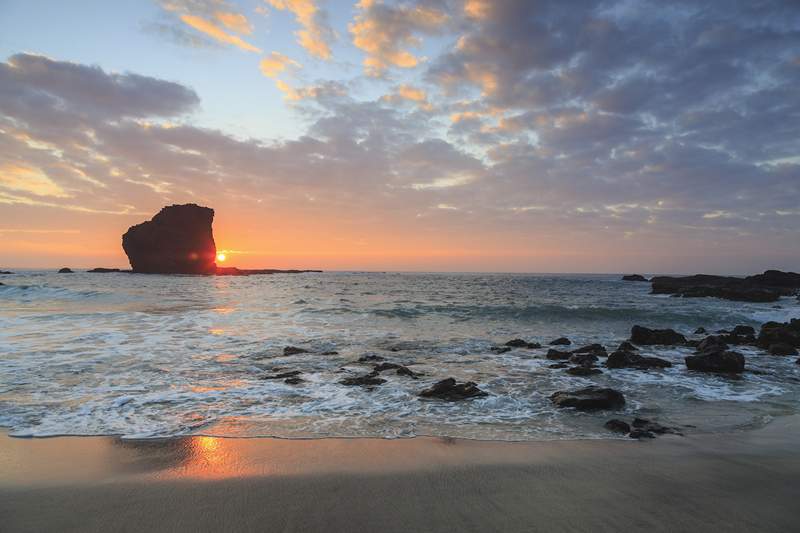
[[490, 346, 512, 354], [622, 274, 648, 282], [358, 354, 385, 363], [87, 268, 122, 273], [58, 267, 73, 273], [548, 362, 569, 369], [546, 349, 572, 360], [0, 270, 13, 274], [769, 343, 799, 356], [685, 350, 745, 374], [419, 378, 488, 401], [604, 419, 631, 434], [566, 366, 602, 376], [694, 327, 707, 335], [263, 370, 302, 380], [569, 353, 599, 366], [284, 377, 304, 385], [632, 417, 680, 435], [630, 325, 686, 345], [504, 338, 542, 349], [549, 386, 625, 410], [283, 346, 309, 356], [340, 373, 387, 387], [122, 204, 217, 274], [549, 337, 572, 346], [396, 366, 422, 379], [572, 344, 608, 357], [606, 350, 672, 370], [373, 362, 402, 372]]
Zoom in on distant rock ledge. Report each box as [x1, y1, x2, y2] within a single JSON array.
[[122, 204, 321, 276], [650, 270, 800, 302]]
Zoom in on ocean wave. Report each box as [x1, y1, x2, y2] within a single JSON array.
[[0, 283, 112, 302]]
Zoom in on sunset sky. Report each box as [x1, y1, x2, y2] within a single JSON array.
[[0, 0, 798, 273]]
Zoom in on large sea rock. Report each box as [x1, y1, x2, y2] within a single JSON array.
[[122, 204, 217, 275], [649, 270, 800, 302]]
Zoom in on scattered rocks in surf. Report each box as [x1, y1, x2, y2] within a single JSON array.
[[768, 343, 798, 356], [632, 417, 681, 436], [622, 274, 648, 282], [374, 362, 402, 372], [630, 325, 686, 345], [756, 320, 800, 350], [604, 419, 631, 433], [546, 349, 572, 360], [419, 378, 488, 401], [340, 373, 387, 387], [572, 344, 608, 357], [685, 348, 745, 374], [566, 366, 602, 376], [263, 370, 302, 380], [396, 366, 422, 379], [58, 267, 73, 273], [283, 346, 309, 356], [0, 270, 13, 274], [284, 377, 305, 385], [549, 337, 571, 346], [548, 362, 569, 369], [358, 354, 385, 363], [569, 353, 599, 366], [490, 346, 512, 354], [606, 350, 672, 370], [694, 327, 707, 335], [504, 338, 542, 349], [549, 386, 625, 410]]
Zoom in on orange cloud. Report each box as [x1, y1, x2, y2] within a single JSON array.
[[350, 0, 448, 76], [267, 0, 334, 60], [259, 52, 302, 78], [0, 164, 69, 198], [179, 14, 261, 53], [381, 84, 433, 111], [214, 11, 253, 34]]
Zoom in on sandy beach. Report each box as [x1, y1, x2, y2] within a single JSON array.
[[2, 417, 799, 533]]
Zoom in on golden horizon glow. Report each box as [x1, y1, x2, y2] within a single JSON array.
[[216, 253, 226, 262]]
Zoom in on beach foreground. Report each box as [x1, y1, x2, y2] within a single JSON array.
[[2, 418, 799, 533]]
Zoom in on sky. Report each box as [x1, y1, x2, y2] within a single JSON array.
[[0, 0, 798, 274]]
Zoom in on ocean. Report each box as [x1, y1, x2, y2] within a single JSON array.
[[1, 271, 799, 440]]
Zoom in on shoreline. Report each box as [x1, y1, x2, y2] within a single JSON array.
[[2, 417, 799, 532]]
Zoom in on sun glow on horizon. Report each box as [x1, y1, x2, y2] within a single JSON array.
[[217, 253, 226, 262]]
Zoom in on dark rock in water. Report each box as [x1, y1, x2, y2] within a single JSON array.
[[617, 341, 638, 352], [396, 366, 422, 379], [321, 351, 339, 356], [572, 344, 608, 357], [87, 268, 122, 273], [685, 350, 745, 374], [696, 335, 729, 354], [549, 337, 571, 346], [340, 373, 386, 387], [549, 386, 625, 410], [757, 320, 800, 349], [0, 270, 14, 274], [606, 350, 672, 370], [566, 366, 602, 376], [622, 274, 648, 282], [58, 267, 73, 273], [630, 325, 686, 345], [629, 428, 656, 439], [284, 377, 304, 385], [374, 362, 402, 372], [604, 419, 631, 434], [548, 363, 569, 369], [263, 370, 302, 380], [504, 339, 542, 349], [490, 346, 512, 354], [358, 354, 385, 363], [569, 353, 599, 366], [732, 325, 755, 336], [0, 282, 4, 285], [546, 349, 572, 360], [122, 204, 217, 274], [694, 327, 707, 335], [283, 346, 309, 356], [650, 270, 800, 302], [419, 378, 488, 401], [632, 418, 680, 435], [769, 343, 799, 356]]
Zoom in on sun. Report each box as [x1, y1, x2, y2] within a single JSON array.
[[216, 253, 226, 262]]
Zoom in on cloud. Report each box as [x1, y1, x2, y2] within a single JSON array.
[[0, 163, 69, 198], [178, 14, 261, 52], [380, 84, 433, 110], [214, 11, 253, 34], [259, 51, 302, 78], [267, 0, 335, 60], [349, 0, 449, 76]]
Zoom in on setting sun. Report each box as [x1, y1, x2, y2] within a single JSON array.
[[216, 253, 226, 262]]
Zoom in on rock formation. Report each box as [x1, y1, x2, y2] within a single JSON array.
[[650, 270, 800, 302], [122, 204, 216, 275]]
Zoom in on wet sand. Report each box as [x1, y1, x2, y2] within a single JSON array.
[[2, 418, 799, 532]]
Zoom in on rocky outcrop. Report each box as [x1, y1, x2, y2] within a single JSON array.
[[87, 268, 123, 273], [622, 274, 648, 282], [756, 320, 800, 349], [0, 270, 13, 274], [685, 348, 745, 374], [650, 270, 800, 302], [546, 349, 572, 360], [549, 337, 571, 346], [604, 419, 631, 433], [630, 325, 686, 345], [504, 339, 542, 349], [419, 378, 488, 401], [283, 346, 309, 355], [340, 373, 386, 387], [549, 386, 625, 410], [122, 204, 217, 275], [768, 343, 798, 356], [606, 350, 672, 370], [58, 267, 73, 273]]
